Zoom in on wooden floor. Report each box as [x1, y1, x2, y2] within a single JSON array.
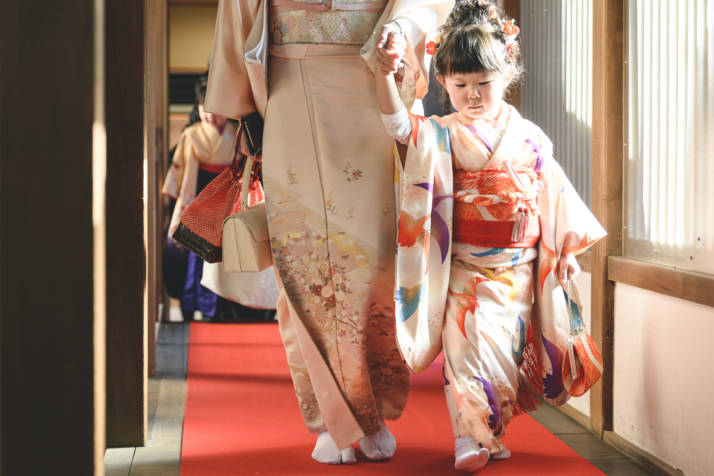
[[105, 322, 650, 476]]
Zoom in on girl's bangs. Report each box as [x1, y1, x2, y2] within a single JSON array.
[[438, 30, 506, 76]]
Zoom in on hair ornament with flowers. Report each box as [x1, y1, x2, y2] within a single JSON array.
[[503, 19, 519, 62], [425, 34, 441, 56]]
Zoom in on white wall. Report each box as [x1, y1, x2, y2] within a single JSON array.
[[613, 283, 714, 476]]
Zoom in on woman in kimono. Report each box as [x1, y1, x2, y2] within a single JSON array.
[[204, 0, 454, 465], [163, 74, 278, 322], [375, 1, 606, 471]]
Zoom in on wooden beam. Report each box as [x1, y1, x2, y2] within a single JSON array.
[[0, 0, 105, 473], [609, 256, 714, 308], [590, 0, 625, 436], [106, 0, 148, 447], [604, 431, 685, 476]]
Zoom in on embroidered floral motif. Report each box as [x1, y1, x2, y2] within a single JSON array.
[[343, 163, 364, 182], [325, 190, 338, 214], [287, 166, 299, 184]]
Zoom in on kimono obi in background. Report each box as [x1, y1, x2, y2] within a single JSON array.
[[198, 162, 231, 174], [269, 0, 386, 44], [452, 165, 542, 249]]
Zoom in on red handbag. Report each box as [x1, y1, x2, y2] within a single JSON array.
[[171, 125, 265, 263]]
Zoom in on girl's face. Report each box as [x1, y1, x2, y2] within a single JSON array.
[[438, 70, 510, 122]]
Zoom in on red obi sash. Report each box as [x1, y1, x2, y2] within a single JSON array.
[[452, 166, 541, 248], [199, 162, 231, 174]]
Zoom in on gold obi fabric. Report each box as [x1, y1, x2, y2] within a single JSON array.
[[269, 0, 386, 44]]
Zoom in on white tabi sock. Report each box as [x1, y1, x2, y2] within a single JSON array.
[[491, 445, 511, 460], [359, 421, 397, 460], [311, 431, 357, 465], [454, 437, 490, 472]]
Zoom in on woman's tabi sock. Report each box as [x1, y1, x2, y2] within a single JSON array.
[[359, 421, 397, 460], [491, 446, 511, 460], [311, 431, 357, 465], [454, 437, 490, 472]]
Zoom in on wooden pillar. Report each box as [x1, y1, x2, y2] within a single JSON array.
[[105, 0, 148, 446], [145, 0, 169, 377], [0, 0, 106, 474], [590, 0, 624, 436]]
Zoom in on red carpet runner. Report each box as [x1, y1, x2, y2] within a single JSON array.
[[181, 323, 604, 475]]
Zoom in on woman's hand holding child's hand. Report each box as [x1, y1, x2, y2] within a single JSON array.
[[376, 22, 407, 75]]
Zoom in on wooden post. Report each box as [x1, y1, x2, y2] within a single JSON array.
[[590, 0, 624, 436], [145, 0, 169, 377], [105, 0, 148, 447], [0, 0, 106, 473]]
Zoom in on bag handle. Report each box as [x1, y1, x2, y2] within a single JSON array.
[[564, 278, 584, 336], [230, 123, 247, 178], [564, 277, 584, 379], [241, 155, 254, 211], [228, 121, 254, 211]]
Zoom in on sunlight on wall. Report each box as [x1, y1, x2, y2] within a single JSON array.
[[625, 0, 714, 274], [520, 0, 593, 206]]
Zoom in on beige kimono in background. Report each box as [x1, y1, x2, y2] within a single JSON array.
[[205, 0, 453, 448], [162, 120, 237, 235]]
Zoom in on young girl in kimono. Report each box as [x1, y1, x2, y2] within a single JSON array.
[[376, 0, 606, 472]]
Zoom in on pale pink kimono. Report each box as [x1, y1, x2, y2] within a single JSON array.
[[394, 103, 606, 453], [205, 0, 454, 447]]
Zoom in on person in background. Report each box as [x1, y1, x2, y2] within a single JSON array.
[[163, 73, 277, 323]]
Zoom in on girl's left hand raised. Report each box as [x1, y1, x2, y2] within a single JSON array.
[[376, 22, 407, 75]]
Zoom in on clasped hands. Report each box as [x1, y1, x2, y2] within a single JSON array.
[[376, 22, 407, 76]]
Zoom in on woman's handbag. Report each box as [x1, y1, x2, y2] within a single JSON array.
[[171, 126, 265, 263], [221, 153, 273, 273], [561, 278, 604, 397], [201, 260, 279, 309]]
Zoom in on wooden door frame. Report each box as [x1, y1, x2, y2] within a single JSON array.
[[145, 0, 170, 378], [105, 0, 148, 447], [590, 0, 625, 436]]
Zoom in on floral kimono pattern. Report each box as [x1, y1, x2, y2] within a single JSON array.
[[395, 103, 606, 454]]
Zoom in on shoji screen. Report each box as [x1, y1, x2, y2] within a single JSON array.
[[520, 0, 593, 205], [626, 0, 714, 274]]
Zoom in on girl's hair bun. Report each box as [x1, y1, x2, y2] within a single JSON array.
[[434, 0, 522, 81]]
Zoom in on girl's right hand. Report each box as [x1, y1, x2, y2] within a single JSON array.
[[376, 22, 406, 75]]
